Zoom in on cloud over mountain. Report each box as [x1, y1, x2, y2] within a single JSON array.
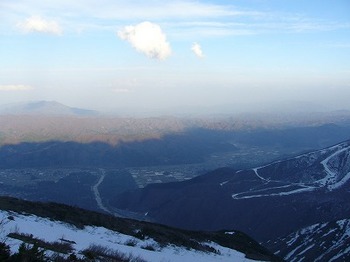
[[118, 21, 171, 60]]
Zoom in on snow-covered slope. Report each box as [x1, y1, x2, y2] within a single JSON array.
[[0, 197, 280, 262], [265, 219, 350, 262], [0, 210, 261, 262], [232, 141, 350, 200]]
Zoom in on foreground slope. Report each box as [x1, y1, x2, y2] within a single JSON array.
[[265, 219, 350, 262], [0, 197, 280, 262], [112, 140, 350, 242]]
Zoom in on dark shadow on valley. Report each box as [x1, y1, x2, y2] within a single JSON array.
[[0, 128, 239, 168], [0, 124, 350, 242], [0, 124, 350, 169]]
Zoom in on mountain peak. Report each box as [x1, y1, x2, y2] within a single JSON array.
[[0, 100, 98, 116]]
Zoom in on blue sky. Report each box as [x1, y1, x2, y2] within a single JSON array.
[[0, 0, 349, 114]]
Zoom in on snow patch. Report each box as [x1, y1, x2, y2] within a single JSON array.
[[0, 210, 258, 262]]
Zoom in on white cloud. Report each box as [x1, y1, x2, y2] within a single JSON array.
[[17, 16, 63, 35], [4, 1, 240, 20], [112, 88, 132, 93], [191, 42, 204, 58], [2, 1, 345, 38], [118, 21, 171, 60], [0, 85, 33, 91], [0, 1, 256, 36]]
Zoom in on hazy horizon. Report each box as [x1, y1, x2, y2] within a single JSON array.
[[1, 99, 350, 119], [1, 1, 350, 114]]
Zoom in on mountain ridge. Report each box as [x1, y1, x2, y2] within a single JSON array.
[[0, 100, 98, 116], [111, 139, 350, 243], [265, 218, 350, 261]]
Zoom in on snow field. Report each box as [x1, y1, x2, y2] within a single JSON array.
[[0, 210, 258, 262]]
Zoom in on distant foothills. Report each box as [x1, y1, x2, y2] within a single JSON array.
[[0, 100, 98, 116], [1, 100, 350, 146]]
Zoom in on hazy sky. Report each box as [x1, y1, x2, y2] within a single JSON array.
[[1, 0, 350, 114]]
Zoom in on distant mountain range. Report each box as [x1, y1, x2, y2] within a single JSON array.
[[0, 101, 98, 116], [112, 139, 350, 258]]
